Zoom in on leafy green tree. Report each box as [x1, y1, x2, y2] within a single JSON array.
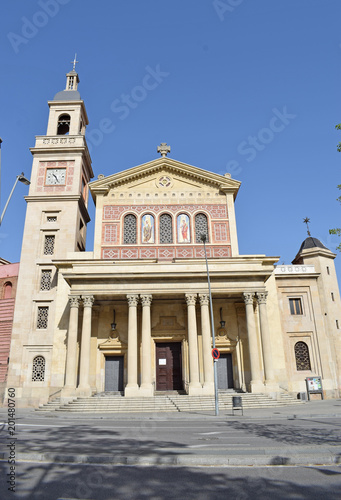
[[329, 124, 341, 250]]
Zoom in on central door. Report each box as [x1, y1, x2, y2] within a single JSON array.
[[217, 353, 234, 390], [105, 356, 124, 392], [156, 342, 182, 391]]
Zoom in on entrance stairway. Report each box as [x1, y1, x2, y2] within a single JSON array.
[[36, 391, 302, 413]]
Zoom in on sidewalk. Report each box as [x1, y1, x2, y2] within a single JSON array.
[[1, 400, 340, 467]]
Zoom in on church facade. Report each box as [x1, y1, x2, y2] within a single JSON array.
[[5, 69, 341, 407]]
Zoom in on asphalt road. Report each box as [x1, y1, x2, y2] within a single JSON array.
[[1, 462, 341, 500]]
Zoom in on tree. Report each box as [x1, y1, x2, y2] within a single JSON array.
[[329, 124, 341, 250]]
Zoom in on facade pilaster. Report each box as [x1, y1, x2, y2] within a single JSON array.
[[125, 294, 140, 397], [243, 292, 264, 392], [61, 295, 81, 401], [185, 294, 202, 395], [256, 291, 278, 390], [199, 294, 214, 395], [77, 295, 94, 397], [140, 294, 153, 396]]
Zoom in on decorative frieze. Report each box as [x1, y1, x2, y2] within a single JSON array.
[[101, 245, 231, 260], [103, 204, 228, 220]]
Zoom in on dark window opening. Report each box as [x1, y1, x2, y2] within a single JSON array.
[[289, 298, 303, 315], [57, 114, 71, 135]]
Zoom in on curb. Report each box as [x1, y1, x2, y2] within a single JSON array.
[[3, 451, 341, 467]]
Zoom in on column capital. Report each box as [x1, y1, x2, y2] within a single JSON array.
[[82, 295, 94, 307], [140, 294, 152, 307], [198, 294, 209, 306], [243, 292, 255, 305], [256, 291, 268, 305], [69, 295, 81, 308], [185, 293, 197, 306], [127, 294, 139, 307]]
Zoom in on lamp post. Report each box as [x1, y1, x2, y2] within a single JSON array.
[[0, 172, 30, 226], [201, 234, 219, 416]]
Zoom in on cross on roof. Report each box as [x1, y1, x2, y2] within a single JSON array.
[[157, 143, 171, 157], [71, 54, 79, 71]]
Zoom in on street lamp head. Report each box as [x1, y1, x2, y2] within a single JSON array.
[[200, 234, 207, 243], [0, 137, 3, 145], [18, 173, 30, 186]]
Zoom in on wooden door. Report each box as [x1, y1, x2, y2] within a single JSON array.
[[217, 353, 234, 390], [156, 342, 182, 391], [105, 356, 124, 392]]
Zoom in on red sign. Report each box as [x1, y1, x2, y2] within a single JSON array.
[[212, 348, 220, 360]]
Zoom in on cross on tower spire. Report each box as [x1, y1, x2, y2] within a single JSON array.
[[157, 143, 171, 157], [71, 53, 79, 71]]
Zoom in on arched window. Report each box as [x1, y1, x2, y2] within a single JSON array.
[[32, 356, 46, 381], [141, 214, 155, 244], [195, 213, 209, 243], [123, 214, 137, 244], [294, 341, 311, 371], [177, 214, 191, 243], [160, 214, 173, 244], [57, 114, 70, 135], [3, 282, 12, 299]]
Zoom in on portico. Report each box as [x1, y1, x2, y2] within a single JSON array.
[[59, 256, 279, 401]]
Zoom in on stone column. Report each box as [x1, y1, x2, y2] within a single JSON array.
[[61, 296, 81, 401], [199, 294, 214, 395], [125, 294, 140, 397], [140, 294, 153, 396], [256, 292, 278, 390], [185, 294, 202, 395], [243, 292, 263, 392], [77, 295, 94, 397]]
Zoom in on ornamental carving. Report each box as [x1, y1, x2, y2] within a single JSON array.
[[127, 294, 139, 307], [141, 294, 152, 307], [256, 291, 268, 305], [185, 294, 197, 306], [243, 292, 255, 305], [69, 296, 81, 308], [198, 294, 209, 306], [82, 296, 95, 307]]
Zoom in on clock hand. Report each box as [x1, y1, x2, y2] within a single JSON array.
[[53, 174, 58, 181]]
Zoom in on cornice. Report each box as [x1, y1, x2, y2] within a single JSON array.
[[89, 158, 241, 200]]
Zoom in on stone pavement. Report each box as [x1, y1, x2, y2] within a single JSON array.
[[0, 399, 340, 467]]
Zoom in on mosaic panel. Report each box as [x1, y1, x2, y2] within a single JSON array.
[[103, 224, 119, 244], [213, 223, 229, 242]]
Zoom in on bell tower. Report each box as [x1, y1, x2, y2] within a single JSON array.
[[6, 62, 93, 406]]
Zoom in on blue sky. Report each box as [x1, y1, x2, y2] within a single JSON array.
[[1, 0, 341, 276]]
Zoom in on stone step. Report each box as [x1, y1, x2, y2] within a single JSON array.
[[36, 392, 302, 413]]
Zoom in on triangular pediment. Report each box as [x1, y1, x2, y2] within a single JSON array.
[[89, 157, 241, 201]]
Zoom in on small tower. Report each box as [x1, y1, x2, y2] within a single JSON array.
[[6, 63, 93, 406], [292, 236, 341, 395]]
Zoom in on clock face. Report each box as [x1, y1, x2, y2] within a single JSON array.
[[45, 168, 66, 185]]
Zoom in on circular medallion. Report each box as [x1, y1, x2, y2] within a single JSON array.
[[157, 175, 172, 188]]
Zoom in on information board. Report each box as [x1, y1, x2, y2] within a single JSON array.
[[305, 376, 324, 400]]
